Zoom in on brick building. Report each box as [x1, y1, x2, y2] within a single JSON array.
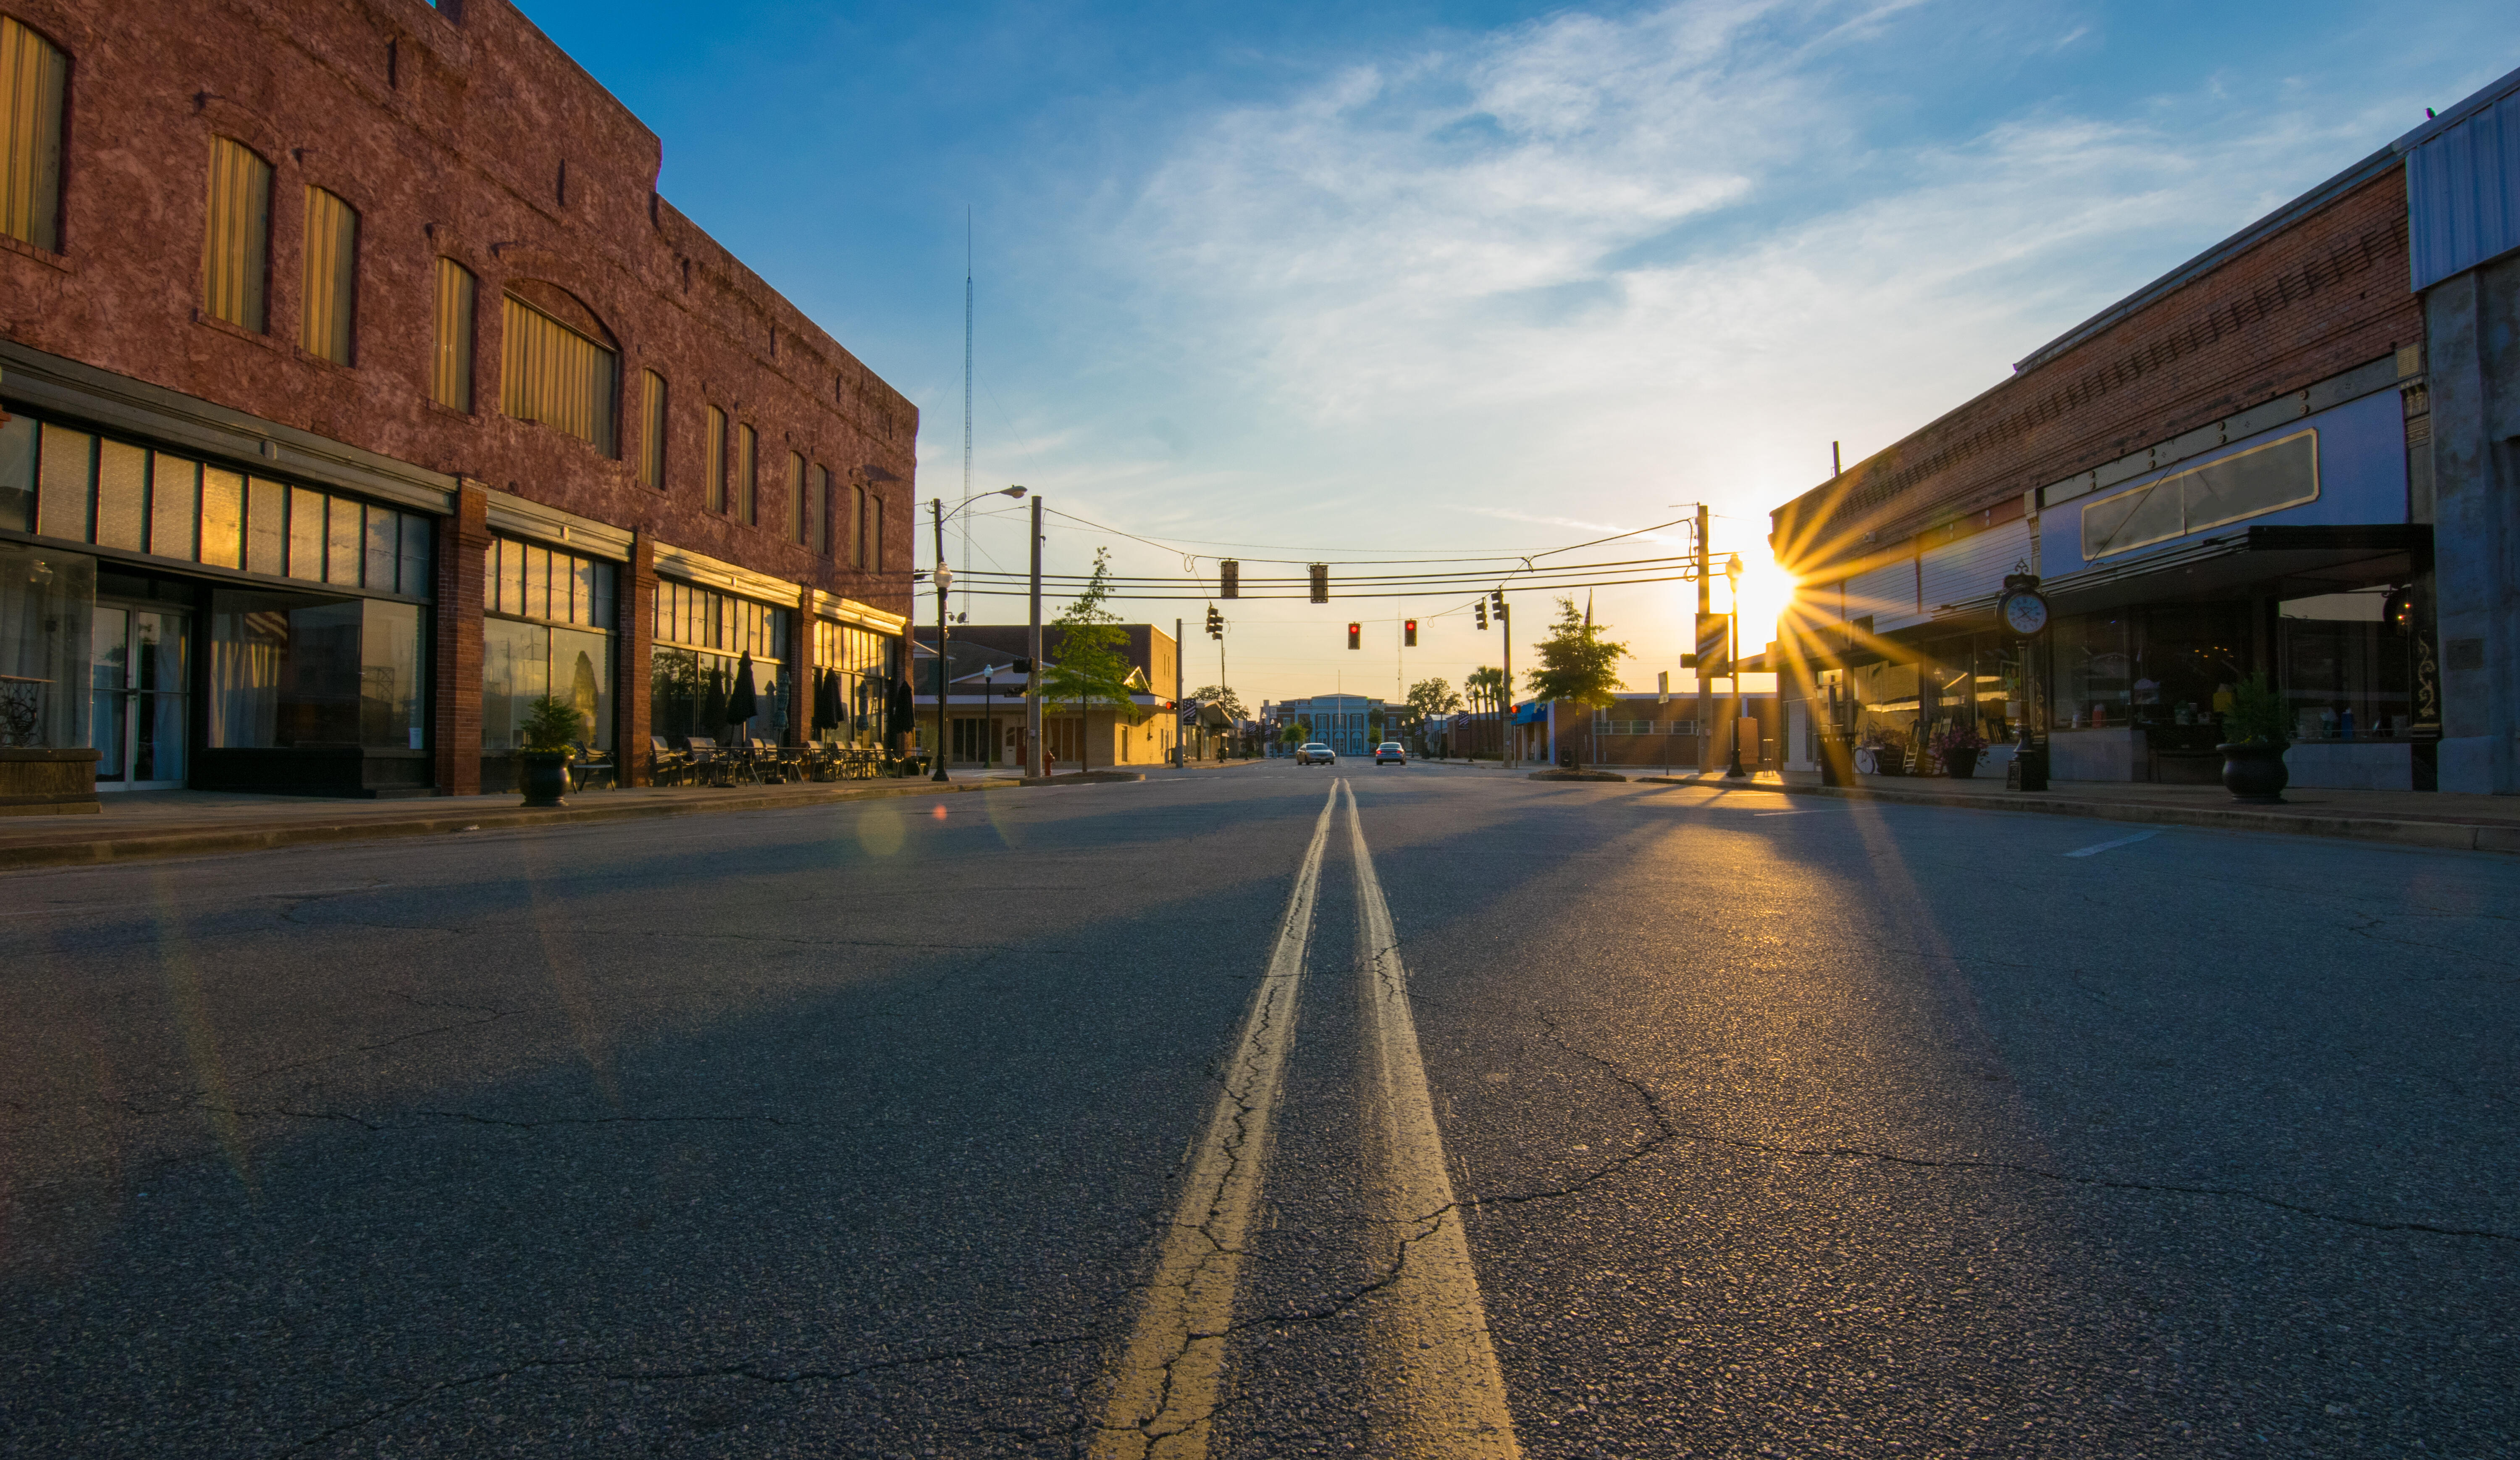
[[1767, 116, 2441, 790], [910, 622, 1181, 769], [0, 0, 916, 804]]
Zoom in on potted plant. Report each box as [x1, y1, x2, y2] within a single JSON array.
[[516, 694, 584, 807], [2215, 672, 2289, 803], [1928, 722, 1990, 778]]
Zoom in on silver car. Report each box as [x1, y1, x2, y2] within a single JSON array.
[[1374, 742, 1406, 765], [1296, 742, 1336, 766]]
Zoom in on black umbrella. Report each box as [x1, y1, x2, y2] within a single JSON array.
[[814, 670, 840, 732], [727, 649, 760, 733], [700, 663, 728, 731], [885, 675, 914, 741]]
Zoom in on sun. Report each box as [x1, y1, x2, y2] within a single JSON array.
[[1730, 554, 1799, 645]]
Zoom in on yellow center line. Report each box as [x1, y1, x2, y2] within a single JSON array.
[[1090, 780, 1339, 1460], [1344, 778, 1525, 1458]]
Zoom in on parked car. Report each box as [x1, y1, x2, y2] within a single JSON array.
[[1296, 742, 1337, 765], [1374, 742, 1407, 765]]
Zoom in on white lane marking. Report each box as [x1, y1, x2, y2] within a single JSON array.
[[2064, 829, 2163, 858], [1342, 781, 1525, 1459], [1091, 782, 1339, 1460], [1753, 810, 1816, 817]]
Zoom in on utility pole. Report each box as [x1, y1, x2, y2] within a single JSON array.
[[1027, 493, 1043, 777], [1500, 597, 1514, 770], [1173, 616, 1184, 767], [931, 499, 951, 782], [1695, 504, 1712, 776]]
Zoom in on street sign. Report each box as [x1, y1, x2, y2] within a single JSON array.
[[1696, 612, 1730, 677]]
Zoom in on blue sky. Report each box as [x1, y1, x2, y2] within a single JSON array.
[[527, 0, 2514, 708]]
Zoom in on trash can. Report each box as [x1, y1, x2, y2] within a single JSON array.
[[2006, 743, 2048, 792]]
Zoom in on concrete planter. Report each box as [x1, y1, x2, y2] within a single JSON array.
[[0, 747, 102, 816], [2218, 741, 2289, 804], [515, 748, 576, 808]]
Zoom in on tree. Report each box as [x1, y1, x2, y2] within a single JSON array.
[[1040, 548, 1139, 772], [1407, 678, 1462, 755], [1465, 666, 1506, 758], [1524, 597, 1630, 770], [1189, 685, 1245, 723]]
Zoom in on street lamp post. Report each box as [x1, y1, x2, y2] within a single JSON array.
[[930, 486, 1027, 784], [1725, 553, 1748, 779]]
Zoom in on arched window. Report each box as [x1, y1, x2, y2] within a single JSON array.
[[786, 451, 806, 544], [432, 259, 476, 410], [501, 291, 618, 452], [704, 405, 726, 512], [202, 137, 272, 331], [300, 186, 360, 364], [0, 17, 67, 252]]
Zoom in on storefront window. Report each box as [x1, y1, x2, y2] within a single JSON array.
[[810, 616, 897, 747], [650, 578, 789, 745], [2053, 612, 2132, 729], [2281, 588, 2410, 740], [207, 589, 423, 749], [1847, 659, 1919, 752], [480, 536, 615, 752], [0, 542, 94, 747]]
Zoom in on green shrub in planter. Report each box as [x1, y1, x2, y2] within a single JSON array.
[[2216, 672, 2289, 803], [2218, 672, 2289, 746], [516, 696, 583, 806]]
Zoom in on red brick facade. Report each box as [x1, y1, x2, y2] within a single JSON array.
[[1773, 167, 2420, 574], [0, 0, 916, 790]]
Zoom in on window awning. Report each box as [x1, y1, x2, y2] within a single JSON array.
[[1939, 525, 2426, 622]]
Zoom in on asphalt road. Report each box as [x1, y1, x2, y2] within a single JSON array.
[[1, 764, 2513, 1457]]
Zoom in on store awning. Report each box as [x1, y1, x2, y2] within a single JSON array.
[[1935, 524, 2427, 624]]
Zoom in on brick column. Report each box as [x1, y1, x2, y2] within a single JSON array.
[[620, 532, 657, 784], [791, 586, 817, 747], [432, 478, 491, 795]]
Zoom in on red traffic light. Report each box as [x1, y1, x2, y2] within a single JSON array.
[[1347, 622, 1361, 650], [1403, 618, 1418, 647]]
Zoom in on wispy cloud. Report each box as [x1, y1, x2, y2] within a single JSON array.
[[1098, 0, 2392, 516]]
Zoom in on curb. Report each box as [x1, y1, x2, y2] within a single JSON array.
[[0, 778, 1006, 873], [1016, 771, 1147, 786], [1634, 776, 2520, 855]]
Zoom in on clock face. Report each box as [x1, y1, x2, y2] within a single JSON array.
[[2002, 591, 2050, 635]]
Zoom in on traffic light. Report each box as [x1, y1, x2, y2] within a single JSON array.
[[1309, 564, 1330, 604], [1347, 622, 1361, 650], [1205, 605, 1223, 639], [1475, 601, 1488, 630], [1490, 590, 1504, 617], [1404, 618, 1418, 647], [1219, 559, 1239, 599]]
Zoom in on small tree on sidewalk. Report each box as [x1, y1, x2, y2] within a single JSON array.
[[1041, 549, 1139, 772], [1525, 597, 1630, 770]]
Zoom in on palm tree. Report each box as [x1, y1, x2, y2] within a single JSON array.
[[1466, 666, 1506, 759]]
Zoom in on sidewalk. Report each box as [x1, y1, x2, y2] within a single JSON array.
[[1633, 768, 2520, 854], [0, 778, 1004, 872]]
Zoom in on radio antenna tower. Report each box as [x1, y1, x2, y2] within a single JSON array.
[[961, 209, 974, 622]]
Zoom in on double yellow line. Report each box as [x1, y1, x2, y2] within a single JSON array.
[[1091, 780, 1522, 1460]]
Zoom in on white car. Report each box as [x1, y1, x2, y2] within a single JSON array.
[[1296, 742, 1337, 765], [1374, 742, 1406, 765]]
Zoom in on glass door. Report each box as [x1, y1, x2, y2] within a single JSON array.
[[89, 604, 189, 789]]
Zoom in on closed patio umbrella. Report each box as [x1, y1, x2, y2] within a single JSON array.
[[885, 675, 914, 743], [726, 649, 760, 736], [816, 669, 842, 732]]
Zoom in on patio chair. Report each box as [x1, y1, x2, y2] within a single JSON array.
[[570, 742, 617, 792], [649, 736, 693, 788]]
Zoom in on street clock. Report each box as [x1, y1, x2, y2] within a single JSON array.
[[1998, 570, 2049, 636], [1999, 588, 2050, 636]]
